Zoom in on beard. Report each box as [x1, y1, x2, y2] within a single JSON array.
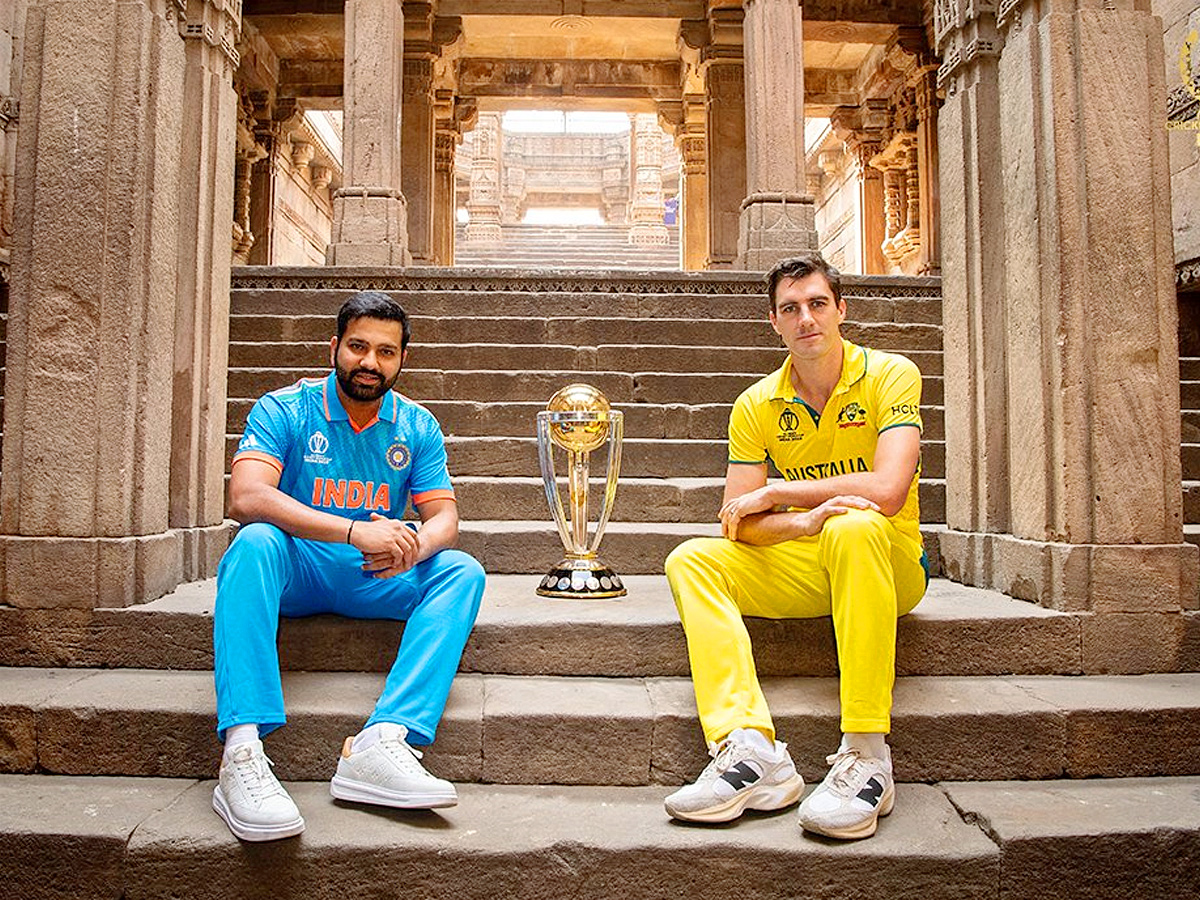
[[335, 359, 401, 402]]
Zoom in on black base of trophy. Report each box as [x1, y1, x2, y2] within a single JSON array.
[[536, 557, 627, 600]]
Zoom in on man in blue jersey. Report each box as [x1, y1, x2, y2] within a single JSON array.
[[211, 291, 486, 842]]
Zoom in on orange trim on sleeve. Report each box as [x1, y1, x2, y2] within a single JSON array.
[[412, 488, 456, 506], [232, 451, 284, 474]]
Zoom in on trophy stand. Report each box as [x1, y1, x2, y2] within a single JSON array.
[[536, 384, 626, 599]]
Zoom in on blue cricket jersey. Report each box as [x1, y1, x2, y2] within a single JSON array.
[[232, 371, 455, 518]]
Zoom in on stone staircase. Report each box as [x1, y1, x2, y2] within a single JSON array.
[[2, 268, 1200, 899], [454, 222, 681, 270]]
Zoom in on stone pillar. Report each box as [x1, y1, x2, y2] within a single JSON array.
[[736, 0, 816, 269], [704, 60, 746, 268], [936, 0, 1010, 543], [402, 3, 435, 265], [433, 129, 457, 265], [832, 103, 888, 275], [463, 111, 502, 245], [0, 0, 21, 285], [628, 113, 669, 245], [172, 0, 240, 580], [939, 0, 1196, 665], [2, 0, 190, 607], [914, 67, 940, 274], [327, 0, 408, 266], [601, 134, 628, 225], [677, 100, 709, 271]]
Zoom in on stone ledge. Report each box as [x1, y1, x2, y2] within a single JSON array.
[[0, 523, 232, 610], [6, 668, 1200, 784], [0, 575, 1081, 677]]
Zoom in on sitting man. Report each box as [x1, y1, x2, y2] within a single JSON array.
[[212, 290, 485, 842], [663, 252, 926, 840]]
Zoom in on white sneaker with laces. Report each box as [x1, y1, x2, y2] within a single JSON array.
[[797, 745, 895, 840], [664, 728, 804, 823], [212, 740, 305, 842], [329, 723, 457, 809]]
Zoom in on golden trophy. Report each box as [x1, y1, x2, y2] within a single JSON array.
[[535, 384, 627, 599]]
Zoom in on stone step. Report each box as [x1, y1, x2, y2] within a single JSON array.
[[225, 397, 949, 442], [228, 330, 943, 371], [6, 774, 1199, 900], [448, 475, 946, 523], [3, 666, 1198, 783], [1180, 356, 1200, 380], [231, 309, 943, 345], [1182, 381, 1200, 410], [0, 574, 1068, 678], [229, 285, 943, 325], [222, 433, 947, 480], [1183, 443, 1200, 479], [225, 368, 945, 406]]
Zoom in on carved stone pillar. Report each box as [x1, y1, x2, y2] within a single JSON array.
[[171, 0, 240, 580], [736, 0, 816, 269], [433, 130, 457, 265], [704, 60, 746, 268], [4, 0, 192, 607], [464, 111, 502, 245], [936, 0, 1010, 547], [232, 96, 264, 263], [939, 0, 1196, 667], [402, 3, 436, 265], [601, 134, 628, 224], [914, 67, 940, 274], [676, 103, 709, 271], [327, 0, 409, 266], [832, 103, 888, 275], [628, 113, 669, 245]]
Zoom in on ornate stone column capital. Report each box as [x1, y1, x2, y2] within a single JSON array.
[[180, 0, 243, 77], [935, 0, 1003, 90]]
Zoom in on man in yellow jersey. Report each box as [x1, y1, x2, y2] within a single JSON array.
[[663, 252, 926, 840]]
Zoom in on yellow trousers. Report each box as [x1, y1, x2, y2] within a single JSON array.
[[664, 509, 927, 743]]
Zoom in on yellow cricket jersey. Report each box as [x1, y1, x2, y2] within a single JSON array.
[[728, 339, 923, 550]]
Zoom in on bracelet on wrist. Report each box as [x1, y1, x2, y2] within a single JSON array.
[[347, 520, 355, 544]]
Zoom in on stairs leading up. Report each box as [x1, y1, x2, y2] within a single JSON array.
[[5, 267, 1200, 897], [454, 223, 682, 270]]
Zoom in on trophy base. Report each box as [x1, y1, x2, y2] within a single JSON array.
[[536, 558, 627, 600]]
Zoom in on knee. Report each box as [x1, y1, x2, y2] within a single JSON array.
[[819, 508, 889, 550], [665, 537, 722, 581], [220, 522, 291, 568], [430, 549, 486, 609]]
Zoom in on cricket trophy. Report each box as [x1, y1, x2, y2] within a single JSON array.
[[535, 383, 626, 599]]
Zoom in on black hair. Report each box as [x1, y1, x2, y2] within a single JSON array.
[[335, 291, 411, 350], [765, 252, 843, 312]]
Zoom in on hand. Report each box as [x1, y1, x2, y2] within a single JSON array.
[[350, 513, 421, 577], [719, 486, 776, 541], [793, 495, 881, 537]]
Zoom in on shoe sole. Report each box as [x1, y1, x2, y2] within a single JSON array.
[[665, 774, 805, 823], [330, 774, 458, 809], [212, 786, 305, 842], [798, 782, 895, 840]]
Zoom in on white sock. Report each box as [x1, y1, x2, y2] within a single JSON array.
[[224, 724, 259, 756], [729, 726, 777, 756], [351, 722, 407, 753], [840, 732, 888, 761]]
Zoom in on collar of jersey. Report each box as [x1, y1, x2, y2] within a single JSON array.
[[321, 370, 399, 427], [770, 339, 867, 403]]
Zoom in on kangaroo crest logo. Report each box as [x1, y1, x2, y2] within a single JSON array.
[[837, 402, 866, 427]]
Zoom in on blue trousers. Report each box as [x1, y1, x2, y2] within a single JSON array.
[[213, 522, 486, 746]]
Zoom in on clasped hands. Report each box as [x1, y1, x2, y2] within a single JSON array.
[[348, 512, 422, 578], [719, 485, 880, 542]]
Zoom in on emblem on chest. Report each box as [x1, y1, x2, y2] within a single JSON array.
[[386, 442, 412, 471]]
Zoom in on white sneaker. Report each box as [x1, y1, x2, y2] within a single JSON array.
[[212, 740, 305, 842], [329, 723, 457, 809], [664, 728, 804, 823], [797, 745, 895, 840]]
